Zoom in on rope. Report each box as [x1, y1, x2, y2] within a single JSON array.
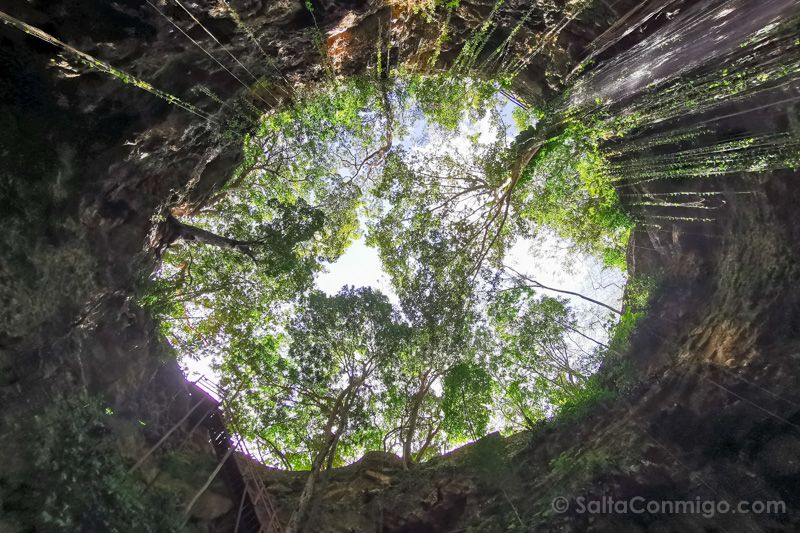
[[143, 0, 275, 110], [129, 398, 206, 473], [172, 0, 259, 83], [181, 437, 237, 523], [171, 0, 287, 104], [233, 487, 248, 533], [0, 9, 217, 123], [220, 0, 296, 100]]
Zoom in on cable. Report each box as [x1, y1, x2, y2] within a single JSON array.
[[143, 0, 275, 110], [0, 9, 217, 123]]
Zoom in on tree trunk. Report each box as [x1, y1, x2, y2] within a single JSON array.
[[402, 372, 434, 467], [402, 395, 422, 466], [509, 121, 565, 183], [160, 215, 255, 258], [286, 374, 367, 533], [414, 421, 441, 462], [326, 432, 342, 470], [286, 450, 326, 533], [285, 420, 337, 533]]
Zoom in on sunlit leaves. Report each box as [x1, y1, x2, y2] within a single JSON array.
[[402, 72, 502, 130], [221, 287, 401, 469], [442, 361, 493, 442], [487, 288, 601, 429], [152, 199, 324, 360], [517, 122, 633, 269], [147, 70, 636, 471], [287, 287, 398, 388]]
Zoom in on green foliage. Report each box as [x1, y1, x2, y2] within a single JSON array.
[[607, 309, 642, 359], [449, 0, 506, 75], [400, 72, 502, 130], [22, 399, 182, 532], [407, 0, 461, 21], [597, 274, 658, 388], [148, 69, 640, 472], [468, 434, 513, 488], [146, 200, 324, 360], [607, 274, 657, 356], [488, 288, 604, 428], [518, 121, 633, 269], [550, 448, 613, 478], [147, 76, 391, 356], [553, 375, 616, 423], [442, 361, 494, 442], [511, 106, 543, 131], [257, 75, 381, 148], [220, 287, 401, 469]]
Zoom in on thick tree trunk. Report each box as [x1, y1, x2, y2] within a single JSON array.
[[509, 121, 566, 182], [402, 372, 434, 466], [326, 432, 342, 470], [159, 215, 255, 258], [287, 374, 367, 533]]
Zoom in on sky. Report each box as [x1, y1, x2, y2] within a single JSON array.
[[315, 236, 397, 303], [314, 230, 625, 323], [178, 92, 628, 466]]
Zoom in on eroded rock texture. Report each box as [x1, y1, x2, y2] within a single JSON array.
[[1, 0, 799, 531]]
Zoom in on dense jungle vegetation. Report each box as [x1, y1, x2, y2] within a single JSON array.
[[148, 69, 638, 457], [145, 68, 642, 530]]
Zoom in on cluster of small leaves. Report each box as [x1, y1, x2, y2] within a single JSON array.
[[26, 399, 182, 533], [399, 70, 503, 130], [488, 288, 605, 429], [517, 121, 633, 269], [404, 0, 461, 22], [552, 376, 617, 424], [511, 106, 544, 131], [441, 361, 494, 441], [595, 273, 658, 389], [220, 287, 404, 469]]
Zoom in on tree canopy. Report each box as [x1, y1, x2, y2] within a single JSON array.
[[146, 68, 637, 531]]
